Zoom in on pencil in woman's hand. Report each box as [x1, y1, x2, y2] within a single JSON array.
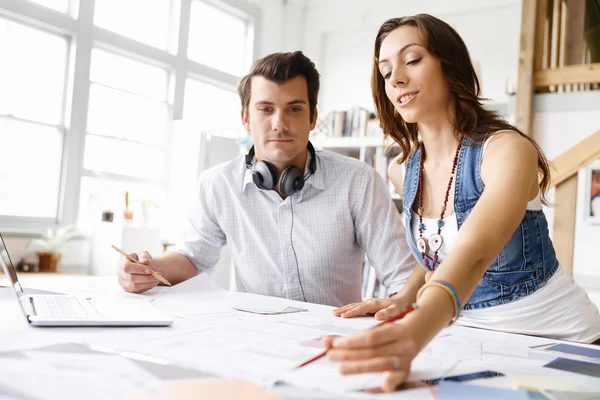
[[295, 303, 418, 369]]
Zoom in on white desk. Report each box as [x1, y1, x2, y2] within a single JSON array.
[[2, 275, 600, 399]]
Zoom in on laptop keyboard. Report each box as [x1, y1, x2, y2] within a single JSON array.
[[32, 296, 101, 320]]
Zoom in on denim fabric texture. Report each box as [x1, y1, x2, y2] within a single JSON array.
[[402, 135, 559, 310]]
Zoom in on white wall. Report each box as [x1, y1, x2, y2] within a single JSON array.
[[246, 0, 307, 56], [301, 0, 521, 114]]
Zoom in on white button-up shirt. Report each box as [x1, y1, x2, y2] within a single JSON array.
[[177, 149, 414, 306]]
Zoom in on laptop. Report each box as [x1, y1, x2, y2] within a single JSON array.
[[0, 233, 172, 327]]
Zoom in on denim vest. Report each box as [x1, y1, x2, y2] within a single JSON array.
[[403, 136, 559, 310]]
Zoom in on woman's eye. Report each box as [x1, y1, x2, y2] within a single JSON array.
[[407, 58, 422, 65], [383, 71, 391, 79]]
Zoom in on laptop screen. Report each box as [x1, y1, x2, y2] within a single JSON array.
[[0, 233, 24, 297]]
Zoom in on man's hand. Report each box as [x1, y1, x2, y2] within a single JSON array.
[[117, 251, 160, 293], [332, 295, 413, 321]]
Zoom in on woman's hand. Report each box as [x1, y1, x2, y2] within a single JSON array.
[[332, 295, 414, 321], [322, 323, 418, 392]]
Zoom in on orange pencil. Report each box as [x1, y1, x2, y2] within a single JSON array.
[[111, 245, 172, 287], [295, 303, 418, 369]]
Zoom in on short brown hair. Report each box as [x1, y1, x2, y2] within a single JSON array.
[[238, 51, 320, 121], [372, 14, 552, 203]]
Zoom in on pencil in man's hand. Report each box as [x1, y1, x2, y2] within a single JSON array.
[[295, 303, 418, 369], [111, 245, 172, 286]]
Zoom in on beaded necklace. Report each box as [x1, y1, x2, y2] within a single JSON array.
[[416, 143, 462, 271]]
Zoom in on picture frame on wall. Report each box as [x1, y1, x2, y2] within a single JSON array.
[[585, 160, 600, 224]]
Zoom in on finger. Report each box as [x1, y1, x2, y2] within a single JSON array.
[[340, 301, 383, 318], [339, 356, 410, 375], [132, 281, 159, 293], [332, 303, 361, 316], [382, 370, 410, 392], [129, 273, 160, 285], [122, 262, 152, 275], [332, 324, 405, 349], [321, 336, 337, 348], [328, 340, 415, 362], [128, 253, 140, 262], [374, 304, 400, 321], [138, 251, 152, 265], [119, 276, 158, 293]]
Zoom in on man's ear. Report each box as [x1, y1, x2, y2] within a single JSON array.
[[309, 107, 319, 131], [241, 109, 250, 132]]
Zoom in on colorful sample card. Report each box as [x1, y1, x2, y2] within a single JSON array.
[[436, 381, 530, 400], [424, 370, 505, 385], [544, 357, 600, 378], [531, 343, 600, 363]]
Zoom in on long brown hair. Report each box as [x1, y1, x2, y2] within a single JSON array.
[[372, 14, 551, 202]]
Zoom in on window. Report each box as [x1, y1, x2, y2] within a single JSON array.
[[0, 0, 258, 233], [78, 177, 165, 228], [94, 0, 172, 49], [28, 0, 71, 13], [183, 78, 244, 138], [85, 49, 169, 178], [0, 19, 68, 126], [188, 1, 251, 76], [0, 19, 68, 219], [79, 49, 170, 227]]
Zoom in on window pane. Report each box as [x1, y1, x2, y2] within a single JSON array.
[[90, 49, 169, 101], [87, 84, 168, 146], [188, 1, 248, 76], [94, 0, 171, 49], [0, 19, 68, 125], [0, 118, 62, 218], [83, 135, 164, 180], [78, 176, 165, 229], [28, 0, 70, 13], [184, 79, 244, 137]]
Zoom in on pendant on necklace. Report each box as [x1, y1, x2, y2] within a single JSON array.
[[429, 233, 443, 252], [416, 237, 429, 254]]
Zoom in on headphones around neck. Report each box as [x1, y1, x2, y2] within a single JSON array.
[[245, 141, 317, 197]]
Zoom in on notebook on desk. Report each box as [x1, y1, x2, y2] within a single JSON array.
[[0, 233, 172, 327]]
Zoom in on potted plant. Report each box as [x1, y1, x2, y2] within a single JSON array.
[[28, 225, 82, 272]]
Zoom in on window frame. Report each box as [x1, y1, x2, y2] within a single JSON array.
[[0, 0, 260, 234]]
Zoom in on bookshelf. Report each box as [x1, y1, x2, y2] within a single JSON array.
[[310, 108, 402, 203]]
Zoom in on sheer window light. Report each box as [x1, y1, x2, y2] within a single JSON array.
[[85, 49, 169, 178], [184, 78, 243, 137], [94, 0, 172, 49], [28, 0, 70, 13], [0, 118, 63, 218], [188, 1, 249, 76], [0, 19, 68, 219], [0, 18, 68, 126]]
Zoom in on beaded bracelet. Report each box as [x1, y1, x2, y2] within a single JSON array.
[[416, 280, 461, 324]]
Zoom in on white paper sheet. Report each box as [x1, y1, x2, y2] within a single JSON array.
[[0, 351, 162, 400]]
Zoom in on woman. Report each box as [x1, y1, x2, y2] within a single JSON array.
[[324, 14, 600, 392]]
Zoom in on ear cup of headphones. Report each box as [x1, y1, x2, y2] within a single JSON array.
[[252, 160, 278, 190], [279, 166, 304, 197]]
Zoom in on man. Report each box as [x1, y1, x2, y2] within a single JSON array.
[[117, 51, 416, 306]]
